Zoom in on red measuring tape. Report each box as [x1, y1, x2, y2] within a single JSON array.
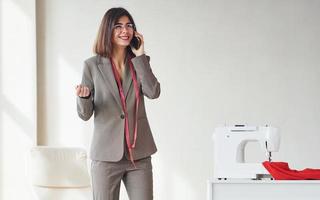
[[110, 55, 140, 168]]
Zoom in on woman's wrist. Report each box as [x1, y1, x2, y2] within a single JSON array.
[[135, 52, 144, 57]]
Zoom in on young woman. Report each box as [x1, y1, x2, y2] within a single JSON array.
[[76, 7, 160, 200]]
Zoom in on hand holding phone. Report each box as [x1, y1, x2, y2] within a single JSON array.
[[130, 31, 145, 56], [130, 35, 141, 50]]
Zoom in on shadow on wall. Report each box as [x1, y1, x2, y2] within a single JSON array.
[[0, 0, 37, 199], [35, 0, 105, 147], [36, 0, 93, 147]]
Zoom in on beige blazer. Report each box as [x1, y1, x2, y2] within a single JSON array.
[[77, 54, 160, 162]]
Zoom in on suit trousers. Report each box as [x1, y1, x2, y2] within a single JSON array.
[[91, 156, 153, 200]]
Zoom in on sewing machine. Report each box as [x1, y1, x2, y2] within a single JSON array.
[[212, 125, 280, 179], [208, 125, 320, 200]]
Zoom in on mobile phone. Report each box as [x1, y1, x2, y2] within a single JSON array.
[[130, 35, 141, 49]]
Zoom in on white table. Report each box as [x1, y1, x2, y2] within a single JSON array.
[[207, 179, 320, 200]]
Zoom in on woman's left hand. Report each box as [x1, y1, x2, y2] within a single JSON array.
[[131, 31, 145, 56]]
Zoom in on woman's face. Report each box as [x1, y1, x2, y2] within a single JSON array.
[[112, 16, 134, 48]]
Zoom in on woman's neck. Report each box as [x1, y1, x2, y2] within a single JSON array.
[[111, 46, 127, 68]]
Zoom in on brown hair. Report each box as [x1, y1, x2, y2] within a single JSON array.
[[94, 7, 137, 57]]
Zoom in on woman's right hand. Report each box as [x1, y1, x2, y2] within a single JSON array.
[[75, 85, 90, 98]]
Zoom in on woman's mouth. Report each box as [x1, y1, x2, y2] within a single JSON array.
[[119, 36, 130, 41]]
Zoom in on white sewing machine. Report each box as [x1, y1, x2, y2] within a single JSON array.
[[212, 125, 280, 179], [208, 125, 320, 200]]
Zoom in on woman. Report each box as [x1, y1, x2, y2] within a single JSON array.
[[75, 7, 160, 200]]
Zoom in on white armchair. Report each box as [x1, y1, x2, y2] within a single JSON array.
[[28, 146, 93, 200]]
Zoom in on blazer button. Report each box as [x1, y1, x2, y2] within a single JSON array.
[[120, 114, 125, 119]]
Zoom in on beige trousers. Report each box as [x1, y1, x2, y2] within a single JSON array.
[[91, 156, 153, 200]]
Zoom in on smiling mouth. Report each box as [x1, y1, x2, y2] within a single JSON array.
[[119, 36, 130, 40]]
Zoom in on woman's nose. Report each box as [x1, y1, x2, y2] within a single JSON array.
[[121, 27, 129, 33]]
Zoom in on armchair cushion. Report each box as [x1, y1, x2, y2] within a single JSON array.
[[29, 146, 91, 188]]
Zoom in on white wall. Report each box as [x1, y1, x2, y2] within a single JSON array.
[[0, 0, 37, 199], [37, 0, 320, 200]]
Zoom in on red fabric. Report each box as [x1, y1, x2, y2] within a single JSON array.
[[263, 161, 320, 180]]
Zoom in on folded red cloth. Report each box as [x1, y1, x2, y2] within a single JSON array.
[[262, 161, 320, 180]]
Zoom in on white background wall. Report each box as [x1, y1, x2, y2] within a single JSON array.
[[1, 0, 320, 199], [0, 0, 37, 199]]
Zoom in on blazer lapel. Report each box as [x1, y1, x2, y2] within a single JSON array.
[[97, 56, 122, 109], [123, 58, 133, 100]]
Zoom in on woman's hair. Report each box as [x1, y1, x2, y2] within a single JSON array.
[[94, 7, 137, 57]]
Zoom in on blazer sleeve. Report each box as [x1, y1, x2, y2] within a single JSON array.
[[131, 54, 161, 99], [77, 61, 94, 121]]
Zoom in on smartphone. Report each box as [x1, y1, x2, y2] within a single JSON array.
[[130, 35, 141, 49]]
